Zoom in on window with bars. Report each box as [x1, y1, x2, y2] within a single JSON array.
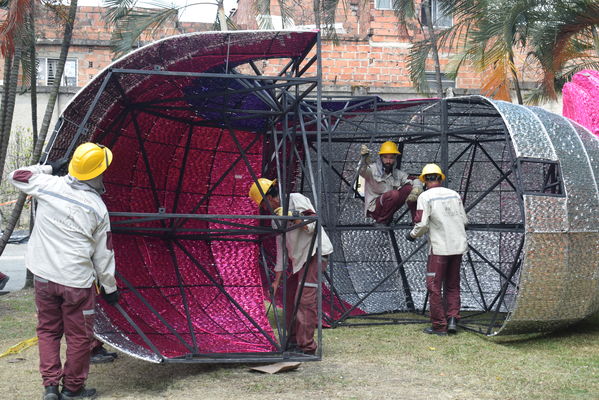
[[36, 58, 78, 87], [421, 0, 453, 28], [425, 71, 456, 92]]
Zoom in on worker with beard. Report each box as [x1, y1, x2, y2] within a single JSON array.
[[359, 141, 423, 226]]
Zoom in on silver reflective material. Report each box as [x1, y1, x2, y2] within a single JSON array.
[[491, 106, 599, 336], [530, 107, 599, 231], [489, 99, 557, 161], [94, 306, 162, 363], [321, 95, 598, 338]]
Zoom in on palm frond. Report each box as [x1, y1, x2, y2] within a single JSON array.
[[253, 0, 273, 29], [322, 0, 341, 38], [480, 57, 512, 101], [392, 0, 416, 24], [278, 0, 294, 29], [110, 5, 179, 57], [103, 0, 139, 25], [0, 0, 32, 56], [408, 39, 433, 94]]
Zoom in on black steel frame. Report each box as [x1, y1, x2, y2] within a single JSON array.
[[42, 32, 563, 363], [297, 96, 547, 336], [43, 33, 330, 363]]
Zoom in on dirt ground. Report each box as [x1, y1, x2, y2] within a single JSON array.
[[1, 338, 496, 400]]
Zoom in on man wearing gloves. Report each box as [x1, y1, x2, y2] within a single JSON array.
[[248, 178, 333, 355], [9, 142, 119, 400], [359, 141, 423, 226], [406, 164, 468, 336]]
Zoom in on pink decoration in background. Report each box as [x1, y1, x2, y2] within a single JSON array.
[[563, 69, 599, 136]]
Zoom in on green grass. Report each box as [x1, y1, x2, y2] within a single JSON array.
[[1, 289, 598, 400]]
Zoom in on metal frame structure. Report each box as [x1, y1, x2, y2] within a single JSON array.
[[41, 31, 597, 363], [43, 31, 329, 363], [296, 95, 567, 336]]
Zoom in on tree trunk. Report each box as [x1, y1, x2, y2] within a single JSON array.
[[509, 53, 523, 105], [314, 0, 321, 30], [422, 0, 443, 98], [0, 0, 79, 257], [30, 2, 38, 147], [0, 44, 23, 179], [25, 2, 38, 288], [217, 0, 228, 31], [0, 55, 12, 149]]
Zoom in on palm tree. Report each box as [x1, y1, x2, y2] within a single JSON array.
[[0, 0, 80, 258], [526, 0, 599, 103], [388, 0, 447, 98], [409, 0, 599, 104], [0, 0, 30, 179]]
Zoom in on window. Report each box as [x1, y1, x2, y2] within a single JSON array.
[[421, 0, 453, 28], [36, 58, 78, 87], [375, 0, 393, 9], [425, 71, 456, 92]]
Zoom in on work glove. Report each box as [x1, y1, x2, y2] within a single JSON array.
[[405, 231, 416, 242], [360, 145, 371, 165], [274, 207, 301, 218], [406, 185, 423, 203], [102, 288, 119, 306], [360, 144, 370, 156], [47, 158, 69, 175]]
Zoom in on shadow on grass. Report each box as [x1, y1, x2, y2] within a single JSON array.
[[92, 356, 251, 397], [491, 311, 599, 347]]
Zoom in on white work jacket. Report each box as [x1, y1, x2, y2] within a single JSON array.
[[410, 186, 468, 256], [8, 165, 117, 293], [359, 158, 422, 215], [274, 193, 334, 274]]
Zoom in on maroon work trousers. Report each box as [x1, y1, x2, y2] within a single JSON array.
[[285, 256, 328, 353], [426, 254, 462, 332], [34, 276, 96, 391], [368, 185, 417, 225]]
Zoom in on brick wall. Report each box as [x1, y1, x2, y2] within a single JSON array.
[[232, 0, 514, 95], [0, 2, 542, 99], [0, 4, 211, 89]]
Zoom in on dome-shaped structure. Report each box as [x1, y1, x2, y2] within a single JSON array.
[[44, 31, 599, 363]]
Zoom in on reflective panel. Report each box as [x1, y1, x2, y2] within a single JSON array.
[[489, 100, 557, 161]]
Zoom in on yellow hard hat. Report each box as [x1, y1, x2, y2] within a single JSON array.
[[378, 141, 401, 155], [248, 178, 276, 206], [68, 143, 113, 181], [419, 163, 446, 182]]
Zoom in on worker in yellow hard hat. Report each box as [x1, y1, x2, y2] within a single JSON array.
[[406, 164, 468, 336], [358, 141, 423, 226], [8, 142, 118, 400], [248, 177, 333, 355]]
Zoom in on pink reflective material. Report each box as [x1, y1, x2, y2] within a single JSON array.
[[99, 126, 275, 356], [563, 69, 599, 136], [50, 31, 332, 360]]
